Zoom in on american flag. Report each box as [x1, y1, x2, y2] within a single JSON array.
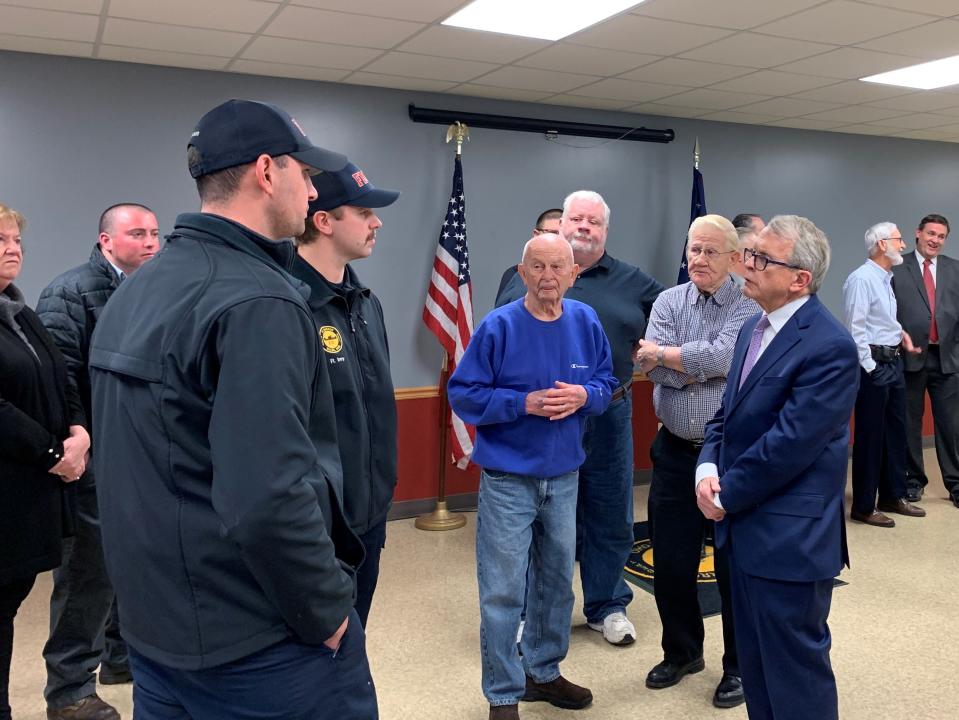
[[422, 156, 475, 469]]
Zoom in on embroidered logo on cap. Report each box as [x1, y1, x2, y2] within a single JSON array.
[[352, 170, 369, 188]]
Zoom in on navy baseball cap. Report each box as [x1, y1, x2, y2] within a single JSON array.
[[308, 162, 400, 213], [188, 99, 347, 178]]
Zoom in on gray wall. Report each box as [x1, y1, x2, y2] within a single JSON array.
[[3, 50, 958, 387]]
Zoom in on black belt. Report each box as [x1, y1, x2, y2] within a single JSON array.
[[611, 380, 633, 402], [869, 344, 900, 362], [663, 426, 704, 451]]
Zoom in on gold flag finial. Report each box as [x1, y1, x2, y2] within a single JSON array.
[[694, 137, 701, 170], [446, 121, 470, 156]]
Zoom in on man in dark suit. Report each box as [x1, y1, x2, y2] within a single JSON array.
[[696, 215, 859, 720], [892, 214, 959, 507]]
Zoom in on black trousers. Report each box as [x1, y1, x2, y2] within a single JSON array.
[[851, 359, 907, 515], [354, 519, 387, 628], [1, 574, 37, 720], [648, 427, 737, 674], [904, 346, 959, 500]]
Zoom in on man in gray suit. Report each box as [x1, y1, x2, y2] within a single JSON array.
[[892, 214, 959, 508]]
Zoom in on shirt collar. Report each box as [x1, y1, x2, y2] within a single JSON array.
[[105, 258, 125, 281], [578, 251, 613, 276], [916, 250, 937, 268], [866, 257, 893, 282], [684, 275, 737, 306], [765, 295, 810, 334]]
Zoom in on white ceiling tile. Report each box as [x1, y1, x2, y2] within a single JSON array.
[[620, 58, 753, 87], [765, 117, 847, 130], [97, 44, 229, 70], [856, 19, 959, 59], [926, 106, 959, 118], [466, 66, 597, 93], [569, 15, 734, 56], [734, 97, 842, 117], [862, 112, 957, 129], [396, 25, 548, 64], [803, 106, 913, 122], [858, 0, 959, 16], [0, 0, 99, 12], [790, 79, 916, 103], [452, 84, 552, 102], [680, 33, 835, 68], [0, 5, 98, 42], [828, 123, 901, 135], [655, 88, 770, 110], [698, 110, 785, 124], [775, 47, 919, 79], [102, 18, 249, 57], [229, 59, 349, 82], [567, 78, 689, 103], [242, 36, 382, 69], [517, 43, 660, 76], [866, 91, 959, 111], [632, 0, 826, 30], [0, 32, 93, 57], [264, 5, 423, 49], [109, 0, 276, 33], [626, 102, 713, 118], [754, 1, 934, 45], [542, 95, 637, 110], [361, 52, 498, 82], [708, 70, 837, 95], [290, 0, 463, 23], [344, 72, 456, 92], [891, 129, 957, 140], [919, 121, 959, 132]]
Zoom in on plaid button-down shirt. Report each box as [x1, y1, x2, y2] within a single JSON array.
[[645, 277, 759, 441]]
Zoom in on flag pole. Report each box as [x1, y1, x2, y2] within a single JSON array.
[[415, 121, 470, 532]]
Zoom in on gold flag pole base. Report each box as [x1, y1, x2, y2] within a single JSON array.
[[415, 500, 467, 531]]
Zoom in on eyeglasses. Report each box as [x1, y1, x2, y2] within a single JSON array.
[[687, 246, 738, 262], [743, 247, 804, 272]]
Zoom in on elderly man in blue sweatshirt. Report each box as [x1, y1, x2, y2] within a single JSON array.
[[448, 233, 617, 720]]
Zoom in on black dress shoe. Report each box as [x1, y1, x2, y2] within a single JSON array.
[[645, 657, 705, 689], [877, 498, 926, 517], [906, 486, 923, 502], [712, 673, 745, 709], [952, 495, 959, 508]]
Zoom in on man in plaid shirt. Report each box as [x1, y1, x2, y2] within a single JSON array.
[[634, 214, 758, 710]]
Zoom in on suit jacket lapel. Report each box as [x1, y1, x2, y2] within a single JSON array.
[[728, 300, 809, 414], [906, 251, 930, 312]]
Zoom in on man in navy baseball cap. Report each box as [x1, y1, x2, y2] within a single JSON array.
[[188, 99, 347, 177], [292, 162, 400, 631]]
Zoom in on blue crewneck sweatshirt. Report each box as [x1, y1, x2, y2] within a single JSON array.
[[448, 298, 616, 477]]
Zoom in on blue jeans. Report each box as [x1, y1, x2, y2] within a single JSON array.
[[128, 609, 377, 720], [476, 468, 578, 706], [577, 393, 634, 624]]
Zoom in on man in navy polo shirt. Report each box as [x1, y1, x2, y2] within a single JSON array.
[[497, 190, 664, 647]]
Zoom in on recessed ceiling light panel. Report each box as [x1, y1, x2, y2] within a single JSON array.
[[442, 0, 645, 42], [861, 55, 959, 90]]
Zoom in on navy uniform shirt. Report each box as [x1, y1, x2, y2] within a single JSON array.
[[496, 252, 665, 386]]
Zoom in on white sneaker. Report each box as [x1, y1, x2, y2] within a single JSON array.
[[587, 611, 635, 646]]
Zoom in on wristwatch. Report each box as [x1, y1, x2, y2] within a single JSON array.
[[656, 346, 666, 366]]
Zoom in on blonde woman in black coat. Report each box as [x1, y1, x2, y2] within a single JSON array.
[[0, 205, 88, 720]]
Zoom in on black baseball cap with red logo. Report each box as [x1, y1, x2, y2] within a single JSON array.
[[308, 162, 400, 213], [187, 99, 348, 178]]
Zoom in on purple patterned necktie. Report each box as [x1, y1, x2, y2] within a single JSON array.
[[739, 315, 771, 389]]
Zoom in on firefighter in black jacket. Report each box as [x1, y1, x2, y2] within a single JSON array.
[[293, 161, 399, 627]]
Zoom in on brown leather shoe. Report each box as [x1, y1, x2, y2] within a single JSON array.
[[850, 509, 895, 528], [877, 498, 926, 517], [47, 694, 120, 720], [522, 675, 593, 710], [489, 704, 520, 719]]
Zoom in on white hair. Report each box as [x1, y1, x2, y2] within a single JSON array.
[[688, 214, 738, 251], [864, 222, 898, 256], [765, 215, 831, 294], [562, 190, 610, 225]]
